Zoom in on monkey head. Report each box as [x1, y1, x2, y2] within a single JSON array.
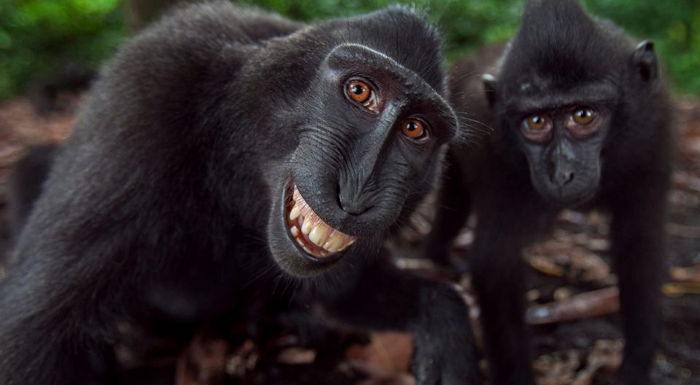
[[482, 0, 659, 206], [247, 9, 458, 278]]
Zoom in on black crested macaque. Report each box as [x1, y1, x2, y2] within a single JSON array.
[[0, 2, 480, 385], [425, 1, 673, 385]]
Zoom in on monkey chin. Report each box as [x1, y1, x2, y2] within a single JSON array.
[[538, 184, 599, 208], [529, 167, 601, 208], [266, 179, 357, 278]]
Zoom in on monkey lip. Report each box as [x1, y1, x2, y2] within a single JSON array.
[[548, 183, 599, 207], [284, 184, 357, 260]]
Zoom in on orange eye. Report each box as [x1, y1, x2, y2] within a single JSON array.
[[526, 114, 549, 131], [401, 118, 427, 139], [572, 108, 595, 125], [346, 80, 372, 104]]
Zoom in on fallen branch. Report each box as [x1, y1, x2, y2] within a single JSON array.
[[526, 287, 620, 325]]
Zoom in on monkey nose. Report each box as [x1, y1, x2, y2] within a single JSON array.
[[339, 199, 370, 215], [338, 191, 371, 215], [553, 169, 575, 186]]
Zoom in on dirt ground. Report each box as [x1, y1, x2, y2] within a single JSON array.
[[0, 94, 698, 385]]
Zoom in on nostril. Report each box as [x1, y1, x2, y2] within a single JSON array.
[[337, 190, 370, 215], [554, 171, 575, 186], [342, 206, 365, 215], [339, 199, 369, 215]]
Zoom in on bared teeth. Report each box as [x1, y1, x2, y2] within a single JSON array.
[[289, 205, 301, 221], [286, 184, 357, 258], [308, 224, 331, 246], [323, 232, 356, 252], [301, 219, 313, 235]]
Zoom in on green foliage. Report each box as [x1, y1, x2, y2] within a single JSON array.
[[238, 0, 526, 59], [0, 0, 124, 99], [586, 0, 700, 94], [0, 0, 699, 100]]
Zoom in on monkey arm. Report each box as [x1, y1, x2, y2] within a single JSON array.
[[608, 173, 669, 385], [0, 248, 121, 385], [317, 253, 481, 385], [468, 184, 552, 385]]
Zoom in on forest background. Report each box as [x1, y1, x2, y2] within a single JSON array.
[[1, 0, 699, 100]]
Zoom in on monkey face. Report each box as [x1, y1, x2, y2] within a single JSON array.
[[516, 105, 611, 206], [266, 44, 457, 277], [504, 99, 615, 206], [485, 73, 620, 206], [479, 0, 662, 208]]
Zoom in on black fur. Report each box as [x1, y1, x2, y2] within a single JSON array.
[[425, 1, 673, 384], [0, 2, 480, 384]]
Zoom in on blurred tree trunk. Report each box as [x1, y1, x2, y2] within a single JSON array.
[[125, 0, 183, 32]]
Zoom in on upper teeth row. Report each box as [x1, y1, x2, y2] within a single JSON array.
[[289, 186, 356, 254]]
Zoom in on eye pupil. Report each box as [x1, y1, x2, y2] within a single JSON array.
[[401, 118, 426, 139], [526, 114, 547, 131], [346, 79, 372, 105], [574, 108, 595, 124]]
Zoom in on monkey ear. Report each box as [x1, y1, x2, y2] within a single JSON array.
[[481, 73, 498, 107], [632, 40, 658, 83]]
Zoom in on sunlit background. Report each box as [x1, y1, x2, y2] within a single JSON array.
[[0, 0, 698, 101]]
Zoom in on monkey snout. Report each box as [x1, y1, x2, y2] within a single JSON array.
[[548, 156, 576, 187], [337, 190, 371, 215], [339, 200, 369, 215], [553, 169, 575, 186]]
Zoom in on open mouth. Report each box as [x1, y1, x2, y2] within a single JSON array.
[[285, 184, 357, 259]]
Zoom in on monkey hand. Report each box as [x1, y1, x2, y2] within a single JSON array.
[[318, 260, 481, 384], [412, 284, 481, 385]]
